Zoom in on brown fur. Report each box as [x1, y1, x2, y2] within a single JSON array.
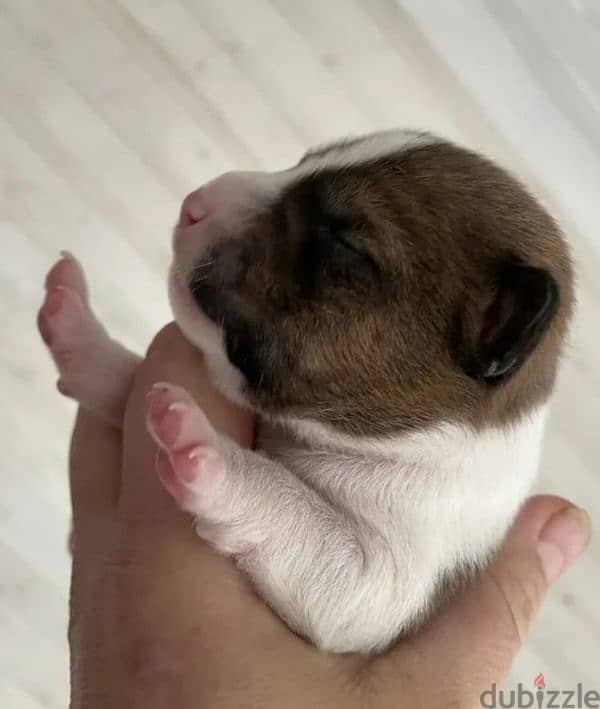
[[190, 140, 574, 436]]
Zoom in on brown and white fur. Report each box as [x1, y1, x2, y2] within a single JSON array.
[[38, 130, 573, 653]]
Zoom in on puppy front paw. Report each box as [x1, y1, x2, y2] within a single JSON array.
[[146, 383, 226, 509]]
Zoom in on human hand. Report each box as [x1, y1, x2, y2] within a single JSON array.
[[67, 324, 591, 708]]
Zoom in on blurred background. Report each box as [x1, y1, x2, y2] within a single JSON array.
[[1, 1, 599, 705]]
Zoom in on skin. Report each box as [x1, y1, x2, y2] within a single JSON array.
[[68, 324, 591, 709]]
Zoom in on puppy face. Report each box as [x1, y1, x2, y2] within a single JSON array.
[[170, 132, 573, 437]]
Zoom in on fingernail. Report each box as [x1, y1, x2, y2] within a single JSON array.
[[537, 506, 591, 583]]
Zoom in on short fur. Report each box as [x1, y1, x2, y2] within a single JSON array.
[[182, 136, 573, 437], [166, 131, 573, 651], [42, 130, 574, 653]]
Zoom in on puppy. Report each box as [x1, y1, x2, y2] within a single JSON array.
[[38, 130, 574, 653]]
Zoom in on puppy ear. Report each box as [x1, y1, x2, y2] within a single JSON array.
[[457, 258, 560, 383]]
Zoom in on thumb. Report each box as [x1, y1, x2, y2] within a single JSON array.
[[376, 496, 591, 707], [488, 495, 591, 644]]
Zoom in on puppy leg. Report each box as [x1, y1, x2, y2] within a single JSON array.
[[38, 254, 140, 428], [146, 382, 398, 652]]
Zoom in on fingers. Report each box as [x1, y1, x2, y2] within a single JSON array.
[[112, 324, 311, 678], [375, 496, 591, 706], [488, 496, 590, 640], [68, 408, 122, 667], [69, 407, 121, 529]]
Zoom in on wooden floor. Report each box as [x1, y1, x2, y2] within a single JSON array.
[[1, 1, 598, 705]]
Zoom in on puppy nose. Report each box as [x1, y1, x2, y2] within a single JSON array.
[[178, 170, 274, 232], [179, 188, 209, 228]]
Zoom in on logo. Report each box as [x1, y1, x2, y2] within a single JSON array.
[[480, 675, 600, 708]]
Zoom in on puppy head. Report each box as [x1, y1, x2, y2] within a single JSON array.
[[170, 131, 573, 438]]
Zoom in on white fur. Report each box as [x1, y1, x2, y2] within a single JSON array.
[[170, 128, 438, 405], [296, 128, 434, 173], [52, 130, 552, 653], [53, 293, 549, 652], [159, 130, 551, 651], [219, 408, 546, 652], [168, 264, 248, 407], [143, 395, 547, 653]]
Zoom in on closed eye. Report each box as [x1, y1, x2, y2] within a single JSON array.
[[316, 214, 379, 273], [316, 212, 352, 239]]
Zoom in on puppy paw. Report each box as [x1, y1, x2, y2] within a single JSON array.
[[37, 253, 106, 397], [146, 383, 225, 507], [45, 250, 88, 300]]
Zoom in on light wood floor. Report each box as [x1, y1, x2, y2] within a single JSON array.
[[1, 1, 598, 705]]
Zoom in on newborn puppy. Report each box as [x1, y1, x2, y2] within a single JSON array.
[[38, 130, 574, 653]]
